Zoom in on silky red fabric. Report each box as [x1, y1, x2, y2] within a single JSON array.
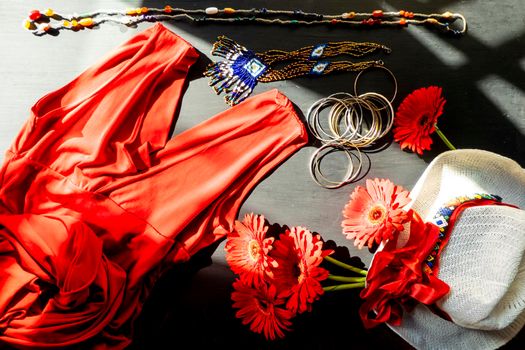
[[0, 23, 307, 348], [359, 199, 516, 328], [359, 211, 449, 328]]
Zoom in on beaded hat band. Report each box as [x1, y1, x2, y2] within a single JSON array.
[[424, 193, 505, 274]]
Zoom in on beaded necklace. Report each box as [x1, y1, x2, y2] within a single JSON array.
[[24, 6, 467, 36], [204, 36, 391, 105]]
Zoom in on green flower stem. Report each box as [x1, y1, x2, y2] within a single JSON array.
[[323, 282, 366, 292], [324, 255, 368, 276], [434, 124, 456, 150], [328, 274, 366, 283]]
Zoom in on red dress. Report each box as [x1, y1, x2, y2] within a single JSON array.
[[0, 23, 307, 348]]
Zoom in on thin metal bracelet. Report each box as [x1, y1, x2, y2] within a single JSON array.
[[354, 65, 398, 105], [309, 142, 363, 189]]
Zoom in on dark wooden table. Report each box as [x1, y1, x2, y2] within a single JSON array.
[[1, 0, 524, 349]]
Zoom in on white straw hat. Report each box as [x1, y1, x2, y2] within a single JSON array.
[[379, 149, 525, 349]]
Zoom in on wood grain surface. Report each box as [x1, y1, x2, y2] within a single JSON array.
[[1, 0, 524, 349]]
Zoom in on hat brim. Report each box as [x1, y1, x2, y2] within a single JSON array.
[[387, 149, 525, 350]]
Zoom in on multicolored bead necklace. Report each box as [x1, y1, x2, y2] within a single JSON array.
[[204, 36, 391, 105], [24, 6, 467, 36]]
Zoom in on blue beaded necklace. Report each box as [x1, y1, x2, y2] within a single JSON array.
[[204, 36, 391, 105]]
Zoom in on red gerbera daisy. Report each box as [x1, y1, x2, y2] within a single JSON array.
[[342, 178, 411, 249], [231, 278, 294, 340], [393, 86, 446, 155], [225, 213, 277, 285], [271, 226, 331, 314]]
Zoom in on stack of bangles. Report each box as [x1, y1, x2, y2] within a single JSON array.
[[308, 67, 396, 189]]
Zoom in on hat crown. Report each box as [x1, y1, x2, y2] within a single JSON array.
[[436, 205, 525, 330]]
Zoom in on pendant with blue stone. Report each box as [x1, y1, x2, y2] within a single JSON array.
[[310, 61, 330, 75], [310, 44, 327, 60], [205, 36, 268, 106]]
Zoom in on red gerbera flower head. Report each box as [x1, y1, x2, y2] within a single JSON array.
[[231, 278, 294, 340], [393, 86, 446, 155], [225, 213, 278, 285], [341, 178, 411, 249], [271, 226, 331, 314]]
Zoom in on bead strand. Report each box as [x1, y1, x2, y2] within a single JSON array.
[[24, 6, 467, 36], [259, 60, 383, 82], [258, 41, 391, 65]]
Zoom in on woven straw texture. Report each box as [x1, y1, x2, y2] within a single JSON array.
[[387, 149, 525, 350]]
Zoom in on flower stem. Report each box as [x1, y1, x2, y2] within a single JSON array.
[[434, 124, 456, 150], [323, 282, 366, 292], [328, 274, 366, 283], [324, 256, 368, 276]]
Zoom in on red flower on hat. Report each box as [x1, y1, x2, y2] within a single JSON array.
[[342, 178, 411, 249], [393, 86, 447, 155], [225, 213, 277, 286], [271, 226, 331, 314], [231, 278, 294, 340]]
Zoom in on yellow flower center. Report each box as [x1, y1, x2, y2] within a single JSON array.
[[368, 204, 387, 225], [297, 269, 305, 284], [294, 261, 306, 284], [248, 239, 261, 261]]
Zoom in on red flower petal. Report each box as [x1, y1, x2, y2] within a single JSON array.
[[231, 279, 294, 340], [271, 227, 330, 314], [225, 213, 277, 286], [342, 178, 411, 249], [393, 86, 446, 155]]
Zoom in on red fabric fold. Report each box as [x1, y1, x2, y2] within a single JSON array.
[[359, 211, 450, 328], [0, 214, 127, 347], [359, 198, 517, 329], [0, 24, 308, 349]]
